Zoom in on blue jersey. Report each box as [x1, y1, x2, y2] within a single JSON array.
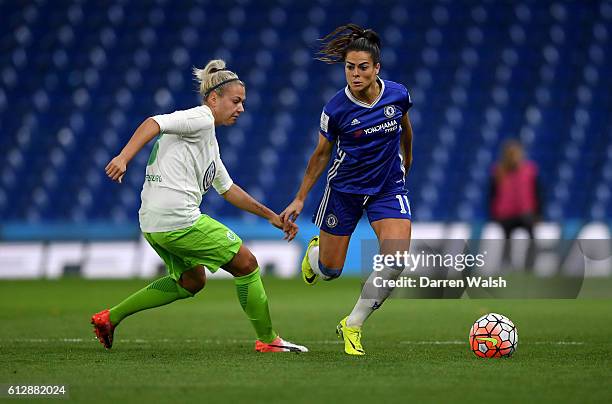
[[320, 79, 412, 195]]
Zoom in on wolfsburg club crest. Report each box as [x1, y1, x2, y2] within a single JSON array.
[[203, 161, 216, 192]]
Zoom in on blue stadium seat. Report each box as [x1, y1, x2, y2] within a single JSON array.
[[0, 0, 610, 223]]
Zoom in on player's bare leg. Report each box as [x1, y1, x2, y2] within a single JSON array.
[[303, 230, 351, 284]]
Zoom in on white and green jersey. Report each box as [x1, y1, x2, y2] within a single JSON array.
[[139, 105, 233, 232]]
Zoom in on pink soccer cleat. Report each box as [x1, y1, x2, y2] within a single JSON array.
[[255, 336, 309, 353]]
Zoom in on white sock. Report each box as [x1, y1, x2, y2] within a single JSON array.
[[308, 245, 333, 280], [346, 266, 403, 328]]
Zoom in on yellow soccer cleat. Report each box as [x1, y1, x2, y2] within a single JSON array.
[[301, 235, 320, 285], [336, 317, 365, 356]]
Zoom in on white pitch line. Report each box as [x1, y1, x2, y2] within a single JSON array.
[[532, 341, 585, 345], [0, 338, 584, 345], [400, 340, 585, 346], [399, 340, 464, 345]]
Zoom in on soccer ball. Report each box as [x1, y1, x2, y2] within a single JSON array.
[[469, 313, 518, 358]]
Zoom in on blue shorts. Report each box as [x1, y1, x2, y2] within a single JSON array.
[[312, 186, 412, 236]]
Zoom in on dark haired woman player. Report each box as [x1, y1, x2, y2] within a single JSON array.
[[282, 24, 415, 355]]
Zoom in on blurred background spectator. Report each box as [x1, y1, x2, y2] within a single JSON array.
[[489, 139, 541, 268], [489, 139, 542, 238]]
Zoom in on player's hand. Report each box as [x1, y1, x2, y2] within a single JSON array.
[[105, 155, 127, 183], [280, 199, 304, 223], [269, 214, 298, 242]]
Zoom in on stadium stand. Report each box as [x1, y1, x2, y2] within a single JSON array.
[[0, 0, 611, 227]]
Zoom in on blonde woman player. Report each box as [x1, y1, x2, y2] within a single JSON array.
[[91, 60, 308, 353]]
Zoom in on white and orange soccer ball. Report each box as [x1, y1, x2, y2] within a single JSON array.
[[469, 313, 518, 358]]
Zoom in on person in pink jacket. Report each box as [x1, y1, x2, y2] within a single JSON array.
[[489, 140, 543, 269]]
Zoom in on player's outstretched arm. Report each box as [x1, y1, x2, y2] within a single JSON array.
[[105, 117, 161, 183], [400, 113, 413, 174], [222, 184, 298, 241], [280, 133, 333, 222]]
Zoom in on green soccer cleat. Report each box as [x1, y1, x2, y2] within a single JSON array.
[[336, 317, 365, 356], [301, 235, 320, 285]]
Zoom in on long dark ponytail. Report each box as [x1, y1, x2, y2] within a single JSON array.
[[316, 24, 381, 64]]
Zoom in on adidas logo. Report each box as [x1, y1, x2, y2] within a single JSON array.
[[351, 118, 360, 126]]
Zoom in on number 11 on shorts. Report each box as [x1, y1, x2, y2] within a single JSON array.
[[395, 195, 411, 214]]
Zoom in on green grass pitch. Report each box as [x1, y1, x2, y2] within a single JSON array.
[[1, 277, 611, 403]]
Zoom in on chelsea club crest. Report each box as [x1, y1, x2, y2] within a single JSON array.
[[325, 213, 338, 228], [384, 105, 396, 118]]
